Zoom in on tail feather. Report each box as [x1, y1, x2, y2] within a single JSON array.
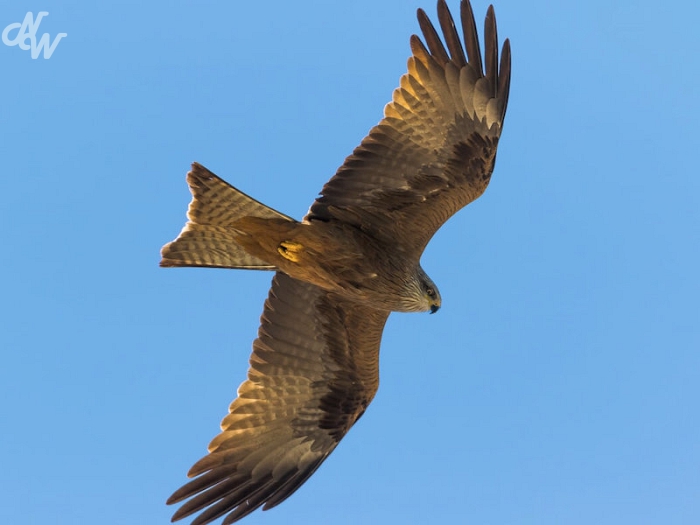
[[160, 163, 293, 269], [160, 223, 274, 269]]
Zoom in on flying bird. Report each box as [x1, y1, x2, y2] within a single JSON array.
[[160, 1, 511, 523]]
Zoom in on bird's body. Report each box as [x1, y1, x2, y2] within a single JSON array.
[[231, 213, 424, 311], [162, 164, 436, 312], [161, 1, 511, 523]]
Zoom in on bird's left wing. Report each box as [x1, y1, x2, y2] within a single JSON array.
[[168, 272, 390, 525]]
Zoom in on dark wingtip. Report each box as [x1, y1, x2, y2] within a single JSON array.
[[484, 4, 498, 96], [460, 0, 483, 76], [437, 0, 467, 67], [498, 37, 512, 123], [417, 4, 450, 64]]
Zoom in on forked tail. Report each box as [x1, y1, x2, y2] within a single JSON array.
[[160, 163, 294, 269]]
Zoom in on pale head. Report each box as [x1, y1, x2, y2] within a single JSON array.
[[400, 266, 441, 313]]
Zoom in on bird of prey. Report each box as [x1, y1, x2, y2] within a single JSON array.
[[160, 1, 511, 523]]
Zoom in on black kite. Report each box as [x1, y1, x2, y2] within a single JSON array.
[[161, 1, 511, 523]]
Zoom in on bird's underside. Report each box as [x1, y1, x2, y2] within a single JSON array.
[[160, 1, 510, 524]]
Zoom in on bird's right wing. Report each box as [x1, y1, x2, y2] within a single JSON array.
[[168, 272, 390, 525], [307, 0, 511, 257]]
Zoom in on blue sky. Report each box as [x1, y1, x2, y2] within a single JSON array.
[[2, 1, 699, 524]]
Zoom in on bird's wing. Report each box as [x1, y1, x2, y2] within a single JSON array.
[[168, 272, 390, 525], [306, 0, 511, 255]]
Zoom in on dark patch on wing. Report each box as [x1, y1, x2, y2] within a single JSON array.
[[307, 0, 511, 256], [168, 274, 389, 525]]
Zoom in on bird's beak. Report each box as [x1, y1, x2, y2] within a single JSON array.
[[430, 304, 440, 314]]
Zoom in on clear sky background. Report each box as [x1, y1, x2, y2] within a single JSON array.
[[2, 1, 699, 524]]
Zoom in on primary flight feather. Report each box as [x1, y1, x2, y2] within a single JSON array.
[[161, 1, 511, 523]]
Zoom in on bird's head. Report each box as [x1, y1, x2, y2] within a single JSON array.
[[414, 267, 441, 314]]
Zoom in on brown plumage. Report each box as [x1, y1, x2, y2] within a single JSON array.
[[161, 1, 511, 523]]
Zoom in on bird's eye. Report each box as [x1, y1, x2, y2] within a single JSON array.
[[426, 287, 435, 297]]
